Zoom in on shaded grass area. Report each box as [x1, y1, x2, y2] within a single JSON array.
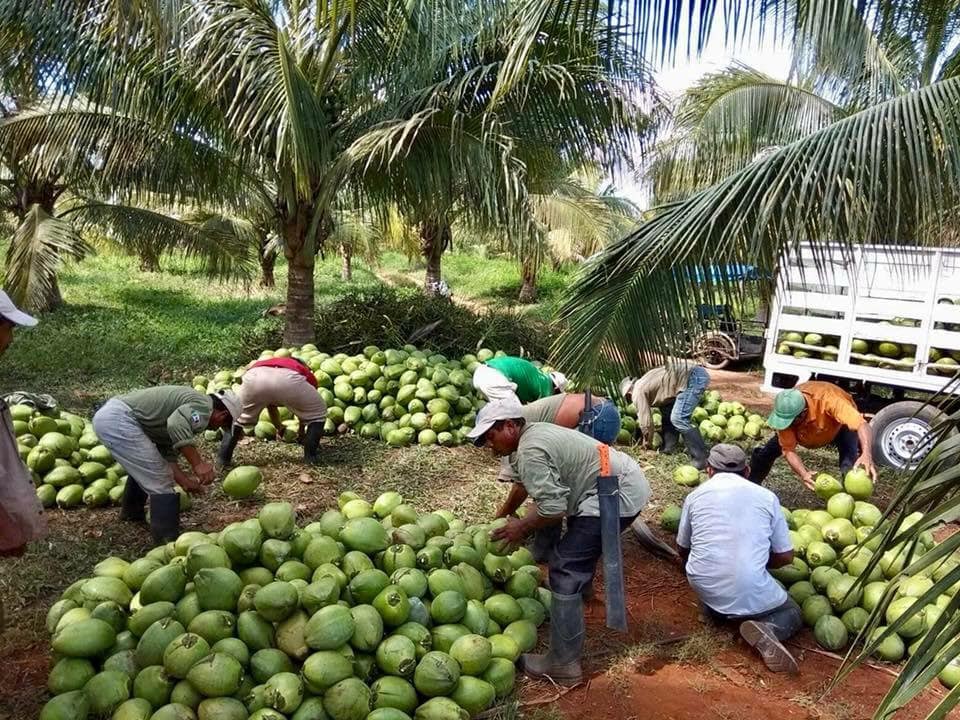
[[0, 253, 284, 411], [0, 249, 562, 412]]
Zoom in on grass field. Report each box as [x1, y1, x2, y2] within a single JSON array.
[[0, 249, 572, 410]]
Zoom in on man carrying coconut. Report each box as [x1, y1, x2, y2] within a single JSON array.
[[750, 382, 877, 489], [93, 386, 240, 543], [677, 444, 802, 673], [0, 291, 46, 558], [469, 398, 650, 685], [620, 359, 711, 469], [217, 355, 327, 466], [472, 355, 567, 404]]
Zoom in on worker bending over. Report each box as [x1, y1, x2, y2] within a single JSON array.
[[472, 355, 567, 404]]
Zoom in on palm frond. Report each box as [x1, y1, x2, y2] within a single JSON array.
[[62, 202, 256, 280], [3, 204, 89, 311], [651, 63, 846, 201], [0, 105, 255, 210], [553, 75, 960, 382], [790, 0, 917, 106], [183, 0, 332, 199], [830, 396, 960, 719]]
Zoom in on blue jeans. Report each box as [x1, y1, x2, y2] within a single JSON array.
[[549, 514, 639, 596], [670, 366, 710, 432], [578, 399, 622, 444], [702, 598, 803, 641]]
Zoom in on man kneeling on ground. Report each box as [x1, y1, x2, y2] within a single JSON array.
[[677, 443, 802, 674]]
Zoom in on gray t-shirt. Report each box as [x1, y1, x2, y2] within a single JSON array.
[[509, 423, 649, 517], [118, 386, 212, 454], [520, 395, 566, 424]]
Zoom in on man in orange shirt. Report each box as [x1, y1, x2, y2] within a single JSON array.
[[749, 381, 877, 489]]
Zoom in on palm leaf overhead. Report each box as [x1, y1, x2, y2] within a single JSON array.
[[554, 75, 960, 382], [650, 64, 848, 201], [0, 106, 254, 209], [62, 202, 257, 280], [3, 204, 88, 311]]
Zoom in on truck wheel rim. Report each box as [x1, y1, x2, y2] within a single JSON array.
[[881, 418, 933, 468]]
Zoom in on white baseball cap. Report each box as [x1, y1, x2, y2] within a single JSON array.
[[215, 389, 242, 422], [619, 377, 636, 400], [548, 371, 568, 391], [466, 397, 525, 446], [0, 291, 38, 327]]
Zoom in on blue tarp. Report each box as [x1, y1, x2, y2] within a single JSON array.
[[680, 264, 764, 283]]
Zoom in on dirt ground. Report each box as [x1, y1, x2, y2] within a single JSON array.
[[708, 368, 774, 412], [533, 537, 948, 720]]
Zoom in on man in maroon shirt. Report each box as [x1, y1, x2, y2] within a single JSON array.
[[218, 355, 327, 465]]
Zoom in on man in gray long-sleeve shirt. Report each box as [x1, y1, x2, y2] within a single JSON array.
[[467, 398, 649, 686], [621, 360, 711, 468], [93, 385, 240, 543]]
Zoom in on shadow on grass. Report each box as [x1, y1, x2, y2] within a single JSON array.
[[0, 288, 280, 410]]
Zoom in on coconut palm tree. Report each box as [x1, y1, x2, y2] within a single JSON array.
[[518, 170, 641, 302], [337, 0, 652, 296], [0, 3, 256, 312]]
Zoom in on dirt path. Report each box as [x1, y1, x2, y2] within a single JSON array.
[[708, 368, 774, 412], [531, 536, 946, 720]]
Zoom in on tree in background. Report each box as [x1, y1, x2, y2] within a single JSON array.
[[339, 0, 652, 296], [0, 5, 254, 312]]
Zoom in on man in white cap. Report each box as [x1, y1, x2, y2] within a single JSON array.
[[468, 398, 650, 686], [93, 385, 240, 543], [471, 354, 567, 404], [0, 291, 46, 557], [620, 360, 710, 468], [677, 443, 801, 674]]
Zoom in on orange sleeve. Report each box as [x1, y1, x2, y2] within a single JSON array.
[[778, 428, 798, 453], [826, 396, 865, 431]]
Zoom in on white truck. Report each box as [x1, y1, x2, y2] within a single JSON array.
[[761, 243, 960, 470]]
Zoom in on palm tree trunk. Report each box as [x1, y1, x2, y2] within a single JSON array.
[[519, 256, 538, 303], [420, 218, 450, 294], [139, 246, 161, 272], [259, 238, 276, 288], [340, 242, 352, 281], [283, 214, 316, 346]]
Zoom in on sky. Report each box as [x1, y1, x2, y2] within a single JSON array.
[[615, 28, 794, 207]]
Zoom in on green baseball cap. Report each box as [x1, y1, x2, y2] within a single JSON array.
[[767, 388, 806, 430]]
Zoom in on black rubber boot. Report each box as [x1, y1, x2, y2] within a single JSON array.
[[303, 421, 324, 465], [521, 592, 584, 686], [660, 402, 679, 453], [149, 493, 180, 545], [661, 427, 679, 454], [681, 429, 709, 470], [217, 425, 244, 467], [119, 480, 147, 523]]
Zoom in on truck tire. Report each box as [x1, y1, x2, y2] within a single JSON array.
[[870, 401, 944, 470], [692, 331, 736, 370]]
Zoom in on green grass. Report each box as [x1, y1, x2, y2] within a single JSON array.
[[0, 248, 566, 412], [377, 250, 576, 322]]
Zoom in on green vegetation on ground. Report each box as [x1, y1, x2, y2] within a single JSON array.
[[0, 250, 570, 411]]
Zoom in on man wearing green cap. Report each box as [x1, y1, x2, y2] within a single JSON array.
[[750, 381, 876, 489]]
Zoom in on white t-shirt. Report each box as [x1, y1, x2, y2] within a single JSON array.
[[677, 472, 792, 617]]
